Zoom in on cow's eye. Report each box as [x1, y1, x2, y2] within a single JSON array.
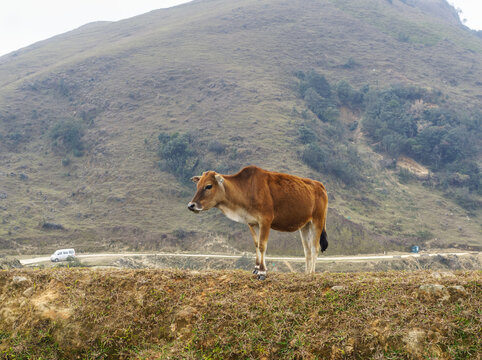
[[205, 184, 213, 190]]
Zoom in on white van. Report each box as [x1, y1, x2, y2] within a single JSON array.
[[50, 249, 76, 262]]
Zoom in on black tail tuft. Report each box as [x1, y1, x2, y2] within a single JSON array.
[[320, 229, 328, 252]]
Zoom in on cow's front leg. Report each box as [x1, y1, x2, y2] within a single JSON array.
[[248, 224, 261, 274], [256, 223, 271, 280]]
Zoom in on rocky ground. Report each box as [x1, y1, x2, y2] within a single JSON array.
[[0, 258, 22, 270]]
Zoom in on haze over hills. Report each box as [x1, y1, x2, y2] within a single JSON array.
[[0, 0, 480, 256]]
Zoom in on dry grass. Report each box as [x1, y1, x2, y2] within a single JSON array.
[[0, 0, 481, 255], [0, 268, 480, 359]]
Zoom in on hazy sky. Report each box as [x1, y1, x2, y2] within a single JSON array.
[[0, 0, 481, 57], [449, 0, 482, 30], [0, 0, 192, 57]]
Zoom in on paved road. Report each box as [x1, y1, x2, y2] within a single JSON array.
[[19, 251, 475, 265]]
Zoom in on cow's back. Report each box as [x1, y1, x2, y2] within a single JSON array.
[[266, 171, 326, 232]]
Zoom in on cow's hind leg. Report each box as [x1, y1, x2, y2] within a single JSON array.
[[299, 223, 312, 274], [309, 223, 323, 274], [248, 224, 261, 274]]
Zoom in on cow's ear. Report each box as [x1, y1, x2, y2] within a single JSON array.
[[191, 176, 201, 183], [215, 174, 224, 184]]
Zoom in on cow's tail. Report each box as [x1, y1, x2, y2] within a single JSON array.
[[320, 227, 328, 253], [318, 185, 328, 253], [319, 197, 328, 252]]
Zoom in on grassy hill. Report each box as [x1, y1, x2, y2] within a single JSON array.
[[0, 268, 480, 359], [0, 0, 480, 255]]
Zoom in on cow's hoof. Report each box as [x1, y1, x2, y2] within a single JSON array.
[[252, 269, 259, 274], [257, 274, 266, 281]]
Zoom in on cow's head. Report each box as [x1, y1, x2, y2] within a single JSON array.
[[188, 171, 225, 213]]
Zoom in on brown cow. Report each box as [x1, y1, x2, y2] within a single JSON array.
[[188, 165, 328, 280]]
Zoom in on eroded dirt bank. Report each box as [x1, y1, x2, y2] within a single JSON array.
[[0, 269, 480, 359]]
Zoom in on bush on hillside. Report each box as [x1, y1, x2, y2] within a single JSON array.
[[298, 71, 331, 98], [61, 157, 71, 167], [301, 143, 327, 172], [207, 140, 227, 154], [297, 124, 318, 144], [299, 125, 363, 185], [362, 85, 481, 194], [6, 132, 24, 144], [158, 132, 199, 181], [380, 133, 408, 158], [50, 119, 85, 156], [304, 88, 339, 123], [336, 80, 364, 108], [342, 57, 360, 69], [297, 71, 340, 123], [295, 72, 366, 185], [1, 130, 27, 150]]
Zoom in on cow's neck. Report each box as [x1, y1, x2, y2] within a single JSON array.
[[216, 177, 241, 211], [215, 178, 256, 224]]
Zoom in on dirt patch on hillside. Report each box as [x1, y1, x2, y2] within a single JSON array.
[[397, 156, 430, 179], [0, 269, 480, 359]]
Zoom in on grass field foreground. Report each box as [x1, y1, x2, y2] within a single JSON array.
[[0, 268, 480, 359]]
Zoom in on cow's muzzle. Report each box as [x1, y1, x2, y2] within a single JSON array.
[[188, 202, 202, 213]]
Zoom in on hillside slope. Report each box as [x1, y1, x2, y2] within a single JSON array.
[[1, 268, 480, 359], [0, 0, 480, 255]]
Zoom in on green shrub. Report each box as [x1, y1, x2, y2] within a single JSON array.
[[50, 119, 85, 155], [72, 148, 84, 157], [415, 230, 434, 241], [323, 122, 345, 141], [158, 132, 171, 144], [336, 80, 364, 107], [6, 132, 24, 145], [158, 132, 199, 181], [363, 85, 480, 193], [304, 88, 338, 122], [301, 143, 327, 172], [381, 133, 407, 158], [342, 57, 360, 69], [57, 78, 70, 97], [208, 140, 227, 154], [299, 71, 331, 98], [298, 71, 339, 123], [301, 143, 362, 185], [57, 256, 85, 268], [445, 161, 480, 193], [303, 88, 325, 118], [295, 73, 365, 184], [61, 157, 71, 167], [325, 145, 362, 185], [80, 108, 98, 126], [297, 124, 318, 143], [173, 229, 189, 239]]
